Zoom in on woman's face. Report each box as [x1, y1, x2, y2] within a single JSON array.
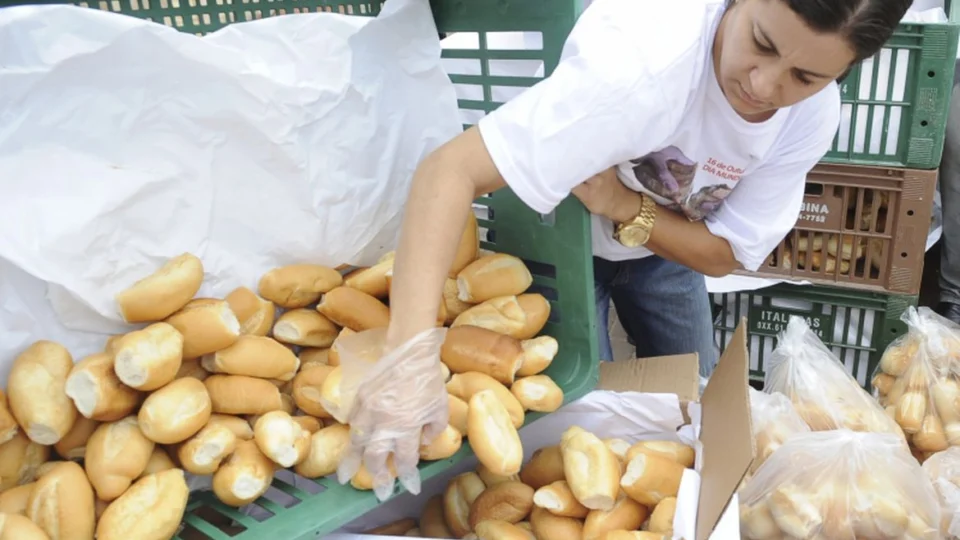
[[715, 0, 857, 120]]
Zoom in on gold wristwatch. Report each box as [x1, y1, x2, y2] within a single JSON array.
[[613, 193, 657, 248]]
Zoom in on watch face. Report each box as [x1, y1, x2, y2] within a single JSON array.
[[619, 226, 649, 248]]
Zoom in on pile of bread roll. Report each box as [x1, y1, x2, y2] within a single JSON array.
[[764, 317, 905, 442], [0, 211, 567, 539], [740, 430, 941, 540], [921, 447, 960, 538], [744, 388, 809, 483], [360, 426, 692, 539], [871, 307, 960, 461]]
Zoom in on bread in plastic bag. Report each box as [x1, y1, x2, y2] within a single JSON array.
[[872, 306, 960, 456], [764, 316, 905, 441], [748, 388, 810, 474], [922, 446, 960, 539], [739, 430, 941, 540]]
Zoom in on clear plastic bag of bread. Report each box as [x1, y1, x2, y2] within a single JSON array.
[[739, 429, 941, 540], [872, 306, 960, 454], [922, 447, 960, 538], [764, 315, 905, 440], [321, 326, 450, 502], [747, 388, 809, 474]]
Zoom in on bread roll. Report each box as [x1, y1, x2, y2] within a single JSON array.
[[766, 485, 822, 538], [420, 424, 463, 461], [448, 394, 469, 435], [212, 440, 275, 506], [258, 264, 343, 308], [739, 501, 780, 540], [95, 469, 188, 540], [138, 377, 212, 444], [827, 234, 865, 260], [457, 254, 533, 303], [560, 426, 620, 511], [178, 423, 238, 475], [273, 310, 339, 348], [473, 520, 536, 540], [140, 447, 177, 477], [166, 299, 241, 359], [0, 482, 34, 515], [294, 423, 350, 478], [113, 322, 184, 391], [345, 260, 393, 299], [292, 416, 323, 433], [64, 353, 141, 422], [53, 416, 99, 461], [225, 286, 275, 337], [452, 296, 528, 337], [582, 496, 648, 540], [0, 511, 51, 540], [27, 461, 95, 540], [444, 471, 487, 537], [206, 414, 254, 441], [84, 416, 155, 501], [299, 347, 330, 368], [603, 532, 666, 540], [252, 411, 310, 468], [625, 441, 695, 469], [517, 337, 559, 377], [443, 278, 474, 324], [7, 341, 77, 445], [116, 253, 203, 323], [175, 357, 209, 381], [447, 372, 524, 428], [350, 456, 397, 490], [913, 414, 949, 452], [0, 432, 49, 491], [363, 518, 418, 536], [317, 287, 390, 332], [292, 365, 336, 418], [529, 506, 584, 540], [514, 294, 551, 340], [648, 497, 676, 535], [468, 390, 523, 476], [520, 445, 565, 490], [620, 452, 684, 507], [202, 335, 300, 381], [511, 375, 564, 412], [441, 326, 524, 385], [0, 392, 17, 445], [470, 481, 535, 529], [327, 328, 354, 366], [205, 375, 284, 415], [602, 439, 630, 465], [319, 365, 344, 417], [421, 494, 455, 539], [533, 480, 589, 518], [871, 372, 896, 395]]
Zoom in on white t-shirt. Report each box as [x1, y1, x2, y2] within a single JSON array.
[[476, 0, 841, 272]]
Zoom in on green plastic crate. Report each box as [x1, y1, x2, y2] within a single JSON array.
[[0, 0, 598, 538], [822, 1, 960, 169], [711, 283, 917, 391]]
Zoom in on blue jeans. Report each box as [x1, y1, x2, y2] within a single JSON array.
[[594, 255, 719, 377]]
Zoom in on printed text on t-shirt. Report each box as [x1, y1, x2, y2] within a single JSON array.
[[702, 157, 744, 181]]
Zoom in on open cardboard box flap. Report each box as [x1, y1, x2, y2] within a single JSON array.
[[597, 319, 755, 540]]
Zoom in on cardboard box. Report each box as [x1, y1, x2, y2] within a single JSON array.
[[324, 320, 755, 540]]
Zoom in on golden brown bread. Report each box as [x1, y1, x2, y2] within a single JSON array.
[[448, 394, 469, 435], [64, 353, 141, 423], [476, 463, 520, 489], [0, 431, 50, 491], [533, 480, 589, 519], [140, 447, 177, 477], [317, 287, 390, 332], [27, 461, 95, 540], [53, 416, 99, 461], [447, 372, 524, 429], [473, 520, 537, 540], [96, 469, 189, 540], [452, 296, 528, 337], [420, 425, 463, 461], [0, 482, 34, 515], [511, 375, 564, 413], [178, 423, 238, 475], [165, 298, 241, 359], [469, 480, 535, 529], [294, 423, 350, 479], [326, 327, 355, 367], [443, 278, 475, 324], [7, 340, 78, 445], [112, 322, 184, 391], [520, 445, 566, 490], [204, 375, 284, 416], [457, 254, 533, 303], [514, 294, 551, 340], [421, 494, 455, 539], [225, 286, 276, 337], [363, 518, 418, 536], [299, 347, 330, 368], [560, 426, 620, 511], [625, 441, 695, 469], [292, 365, 336, 418], [0, 391, 16, 446], [517, 337, 559, 377], [205, 414, 254, 440], [138, 377, 212, 444], [273, 309, 340, 348], [202, 335, 300, 381], [529, 506, 584, 540], [620, 452, 685, 507], [115, 253, 203, 323], [0, 510, 53, 540], [581, 496, 649, 540], [84, 416, 156, 501], [291, 416, 323, 433], [441, 326, 525, 385], [175, 357, 209, 381], [212, 440, 276, 506], [648, 497, 676, 535], [345, 260, 393, 300], [257, 264, 343, 308], [468, 390, 524, 477], [444, 471, 486, 537], [253, 411, 311, 468], [350, 456, 397, 491]]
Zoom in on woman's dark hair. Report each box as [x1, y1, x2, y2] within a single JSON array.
[[725, 0, 913, 62]]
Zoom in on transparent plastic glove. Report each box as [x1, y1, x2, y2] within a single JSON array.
[[321, 326, 449, 502]]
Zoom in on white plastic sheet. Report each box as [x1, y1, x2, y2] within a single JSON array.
[[0, 0, 462, 384]]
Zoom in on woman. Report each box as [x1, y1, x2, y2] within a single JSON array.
[[336, 0, 912, 498]]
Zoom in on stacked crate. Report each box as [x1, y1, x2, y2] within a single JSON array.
[[713, 6, 960, 388]]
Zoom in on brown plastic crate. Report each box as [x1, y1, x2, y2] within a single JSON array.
[[739, 163, 937, 295]]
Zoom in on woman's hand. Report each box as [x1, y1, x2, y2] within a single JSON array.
[[572, 167, 643, 223]]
